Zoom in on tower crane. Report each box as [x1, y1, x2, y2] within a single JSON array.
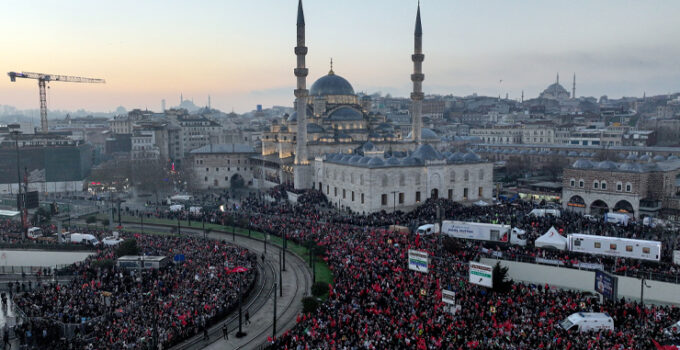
[[7, 71, 106, 133]]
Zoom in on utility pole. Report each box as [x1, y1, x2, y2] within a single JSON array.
[[279, 248, 283, 296], [273, 282, 277, 338], [283, 232, 287, 271]]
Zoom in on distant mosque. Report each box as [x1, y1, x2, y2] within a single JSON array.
[[539, 73, 575, 101], [252, 0, 493, 213]]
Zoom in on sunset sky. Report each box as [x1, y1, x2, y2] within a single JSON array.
[[1, 0, 679, 114]]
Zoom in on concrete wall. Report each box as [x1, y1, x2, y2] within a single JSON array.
[[480, 257, 680, 305]]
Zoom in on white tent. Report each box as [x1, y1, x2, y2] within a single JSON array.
[[535, 226, 567, 250], [473, 200, 489, 206]]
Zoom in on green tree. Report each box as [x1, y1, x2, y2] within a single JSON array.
[[301, 296, 319, 313], [492, 262, 513, 294], [101, 219, 110, 227], [116, 239, 140, 257], [311, 282, 329, 297], [86, 216, 97, 224], [32, 207, 52, 225]]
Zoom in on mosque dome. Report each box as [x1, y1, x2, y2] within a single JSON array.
[[406, 128, 439, 140], [572, 159, 593, 169], [367, 157, 385, 167], [310, 72, 355, 96], [328, 107, 363, 121], [307, 123, 324, 133]]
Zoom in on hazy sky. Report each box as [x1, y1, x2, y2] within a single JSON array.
[[1, 0, 679, 114]]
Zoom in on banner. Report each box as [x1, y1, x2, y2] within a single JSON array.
[[595, 270, 618, 301], [408, 249, 429, 273], [469, 262, 493, 288], [535, 257, 564, 266], [574, 262, 604, 271], [442, 289, 456, 305], [674, 250, 680, 266]]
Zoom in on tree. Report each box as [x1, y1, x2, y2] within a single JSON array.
[[492, 262, 513, 294], [301, 296, 319, 313], [86, 216, 97, 225], [542, 156, 570, 180], [116, 239, 140, 257], [311, 282, 329, 297], [132, 161, 172, 203], [101, 219, 110, 227], [32, 207, 51, 225]]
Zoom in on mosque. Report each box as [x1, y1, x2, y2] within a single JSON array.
[[255, 1, 493, 213]]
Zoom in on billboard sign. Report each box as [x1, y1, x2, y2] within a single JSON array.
[[595, 269, 618, 301], [407, 249, 429, 273], [469, 262, 493, 288], [673, 250, 680, 266], [442, 289, 456, 305]]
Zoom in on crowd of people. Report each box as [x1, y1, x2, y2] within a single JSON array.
[[211, 186, 680, 349], [11, 231, 257, 349]]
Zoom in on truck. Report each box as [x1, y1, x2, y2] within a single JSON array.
[[416, 224, 435, 235], [559, 312, 614, 332], [440, 220, 526, 246], [566, 234, 661, 262], [69, 233, 100, 246]]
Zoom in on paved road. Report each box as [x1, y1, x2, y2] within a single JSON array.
[[121, 223, 312, 350]]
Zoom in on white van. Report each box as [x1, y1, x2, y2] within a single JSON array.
[[27, 227, 43, 239], [69, 233, 100, 246], [169, 204, 184, 212], [559, 312, 614, 332], [529, 209, 561, 218], [416, 224, 434, 235]]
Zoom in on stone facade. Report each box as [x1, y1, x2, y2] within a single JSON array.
[[189, 144, 257, 190]]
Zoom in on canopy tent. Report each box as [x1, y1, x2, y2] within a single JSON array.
[[473, 200, 489, 207], [535, 226, 567, 250]]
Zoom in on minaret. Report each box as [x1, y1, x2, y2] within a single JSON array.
[[293, 0, 311, 189], [572, 73, 576, 99], [521, 90, 524, 103], [411, 1, 425, 145], [556, 73, 559, 85]]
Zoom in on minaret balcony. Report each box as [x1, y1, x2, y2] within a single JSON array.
[[411, 54, 425, 62], [295, 46, 308, 55], [294, 89, 309, 98], [411, 92, 424, 100], [294, 68, 309, 77], [411, 73, 425, 82]]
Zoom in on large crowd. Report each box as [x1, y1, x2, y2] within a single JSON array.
[[10, 231, 257, 349], [217, 186, 680, 349]]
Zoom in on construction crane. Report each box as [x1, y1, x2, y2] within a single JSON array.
[[7, 71, 106, 133]]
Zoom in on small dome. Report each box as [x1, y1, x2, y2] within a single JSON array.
[[401, 157, 420, 166], [639, 154, 651, 161], [329, 107, 363, 121], [407, 128, 439, 140], [572, 159, 593, 169], [597, 161, 618, 170], [668, 155, 679, 161], [287, 107, 313, 123], [310, 73, 355, 96], [568, 151, 579, 157], [558, 151, 568, 156], [386, 157, 401, 166], [463, 152, 481, 162], [528, 150, 538, 155], [349, 155, 362, 164], [617, 152, 627, 159], [367, 157, 385, 167], [359, 157, 371, 164], [307, 123, 324, 133], [539, 150, 550, 155], [510, 149, 520, 154], [412, 144, 444, 161], [653, 155, 666, 161], [626, 154, 638, 161], [579, 151, 590, 157], [618, 162, 640, 172]]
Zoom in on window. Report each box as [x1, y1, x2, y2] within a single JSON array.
[[415, 191, 421, 202], [579, 180, 584, 188], [381, 194, 388, 206], [343, 189, 346, 199], [593, 181, 599, 189], [616, 182, 622, 192], [570, 179, 575, 187], [204, 176, 208, 182], [399, 193, 404, 204], [464, 170, 469, 181], [382, 175, 388, 187], [610, 244, 617, 250], [448, 189, 453, 199], [601, 181, 607, 190], [351, 191, 355, 201], [463, 188, 468, 200], [478, 187, 483, 197], [450, 171, 456, 183], [625, 183, 632, 192], [594, 242, 601, 249], [225, 177, 228, 181], [326, 185, 329, 194], [216, 168, 219, 172], [334, 187, 337, 196], [642, 247, 650, 254], [361, 193, 364, 204], [206, 168, 209, 172], [399, 174, 405, 186], [626, 245, 633, 252], [574, 240, 581, 247]]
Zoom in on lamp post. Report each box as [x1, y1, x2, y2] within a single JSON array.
[[640, 278, 651, 305], [391, 190, 398, 213], [273, 282, 277, 338]]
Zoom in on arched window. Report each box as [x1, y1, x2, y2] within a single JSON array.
[[601, 181, 607, 190], [593, 180, 599, 189], [382, 175, 388, 187], [616, 182, 622, 192], [570, 178, 575, 187], [625, 182, 632, 192], [450, 171, 456, 183], [579, 179, 584, 188], [464, 170, 469, 181]]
